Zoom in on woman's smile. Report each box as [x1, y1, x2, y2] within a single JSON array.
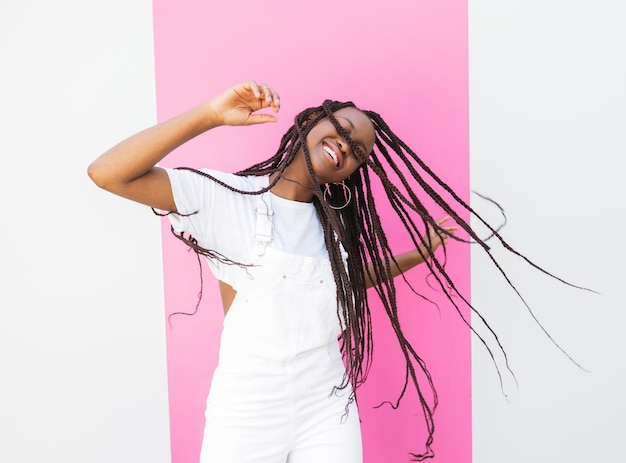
[[322, 141, 343, 168]]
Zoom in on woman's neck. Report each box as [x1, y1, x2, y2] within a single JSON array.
[[269, 156, 316, 203]]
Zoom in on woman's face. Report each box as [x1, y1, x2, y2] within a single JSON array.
[[304, 107, 376, 184]]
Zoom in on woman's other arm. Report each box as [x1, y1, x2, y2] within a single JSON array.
[[364, 216, 457, 288]]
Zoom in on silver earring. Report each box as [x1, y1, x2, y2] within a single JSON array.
[[323, 181, 352, 210]]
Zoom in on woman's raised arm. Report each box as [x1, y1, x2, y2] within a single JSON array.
[[87, 81, 280, 211]]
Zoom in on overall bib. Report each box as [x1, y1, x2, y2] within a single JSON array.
[[199, 193, 362, 463]]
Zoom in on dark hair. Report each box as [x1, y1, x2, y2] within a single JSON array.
[[164, 100, 591, 460]]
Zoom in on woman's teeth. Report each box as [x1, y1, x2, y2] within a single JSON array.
[[323, 145, 339, 166]]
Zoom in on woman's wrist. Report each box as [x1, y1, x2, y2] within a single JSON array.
[[198, 99, 225, 130]]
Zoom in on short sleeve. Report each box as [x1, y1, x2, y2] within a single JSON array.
[[165, 168, 215, 241], [163, 168, 264, 288]]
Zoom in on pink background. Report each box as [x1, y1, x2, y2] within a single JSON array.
[[153, 0, 470, 461]]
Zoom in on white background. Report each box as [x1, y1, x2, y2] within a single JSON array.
[[0, 0, 624, 462], [470, 1, 626, 461], [0, 1, 170, 462]]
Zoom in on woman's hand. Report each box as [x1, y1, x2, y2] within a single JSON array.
[[424, 216, 458, 255], [207, 81, 281, 127]]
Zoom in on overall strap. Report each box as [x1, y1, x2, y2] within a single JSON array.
[[254, 190, 273, 255]]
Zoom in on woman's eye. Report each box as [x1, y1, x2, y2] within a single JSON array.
[[335, 120, 348, 133]]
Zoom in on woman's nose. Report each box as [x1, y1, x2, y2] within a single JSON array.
[[337, 139, 349, 156]]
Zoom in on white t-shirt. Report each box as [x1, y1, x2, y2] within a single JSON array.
[[165, 168, 329, 290]]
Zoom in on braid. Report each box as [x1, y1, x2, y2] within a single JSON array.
[[166, 100, 593, 460]]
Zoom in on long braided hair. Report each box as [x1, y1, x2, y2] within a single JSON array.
[[167, 100, 590, 460]]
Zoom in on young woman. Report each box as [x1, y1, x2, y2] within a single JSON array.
[[89, 80, 505, 462]]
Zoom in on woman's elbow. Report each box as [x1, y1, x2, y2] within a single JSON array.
[[87, 161, 106, 188], [87, 160, 118, 192]]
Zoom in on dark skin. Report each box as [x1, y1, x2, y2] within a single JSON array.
[[88, 81, 457, 314]]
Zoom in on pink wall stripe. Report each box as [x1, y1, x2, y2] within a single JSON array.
[[152, 1, 470, 461]]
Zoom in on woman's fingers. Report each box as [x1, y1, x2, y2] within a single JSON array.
[[257, 83, 280, 112], [426, 221, 458, 247], [432, 217, 458, 236], [259, 83, 272, 103], [266, 87, 281, 112], [244, 81, 279, 108], [246, 112, 278, 125], [244, 81, 262, 99]]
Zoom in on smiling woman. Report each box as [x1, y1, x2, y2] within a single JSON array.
[[88, 80, 537, 462]]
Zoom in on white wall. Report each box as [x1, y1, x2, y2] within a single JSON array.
[[0, 1, 171, 462], [470, 1, 626, 461]]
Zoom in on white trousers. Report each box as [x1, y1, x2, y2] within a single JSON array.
[[199, 248, 362, 463]]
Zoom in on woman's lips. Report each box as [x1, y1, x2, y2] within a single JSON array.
[[323, 141, 342, 168]]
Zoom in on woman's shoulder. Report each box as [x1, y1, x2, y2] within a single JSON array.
[[168, 167, 266, 190]]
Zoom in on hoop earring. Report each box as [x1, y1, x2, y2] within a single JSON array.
[[323, 181, 352, 210]]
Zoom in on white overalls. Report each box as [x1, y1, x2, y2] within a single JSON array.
[[199, 192, 363, 463]]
